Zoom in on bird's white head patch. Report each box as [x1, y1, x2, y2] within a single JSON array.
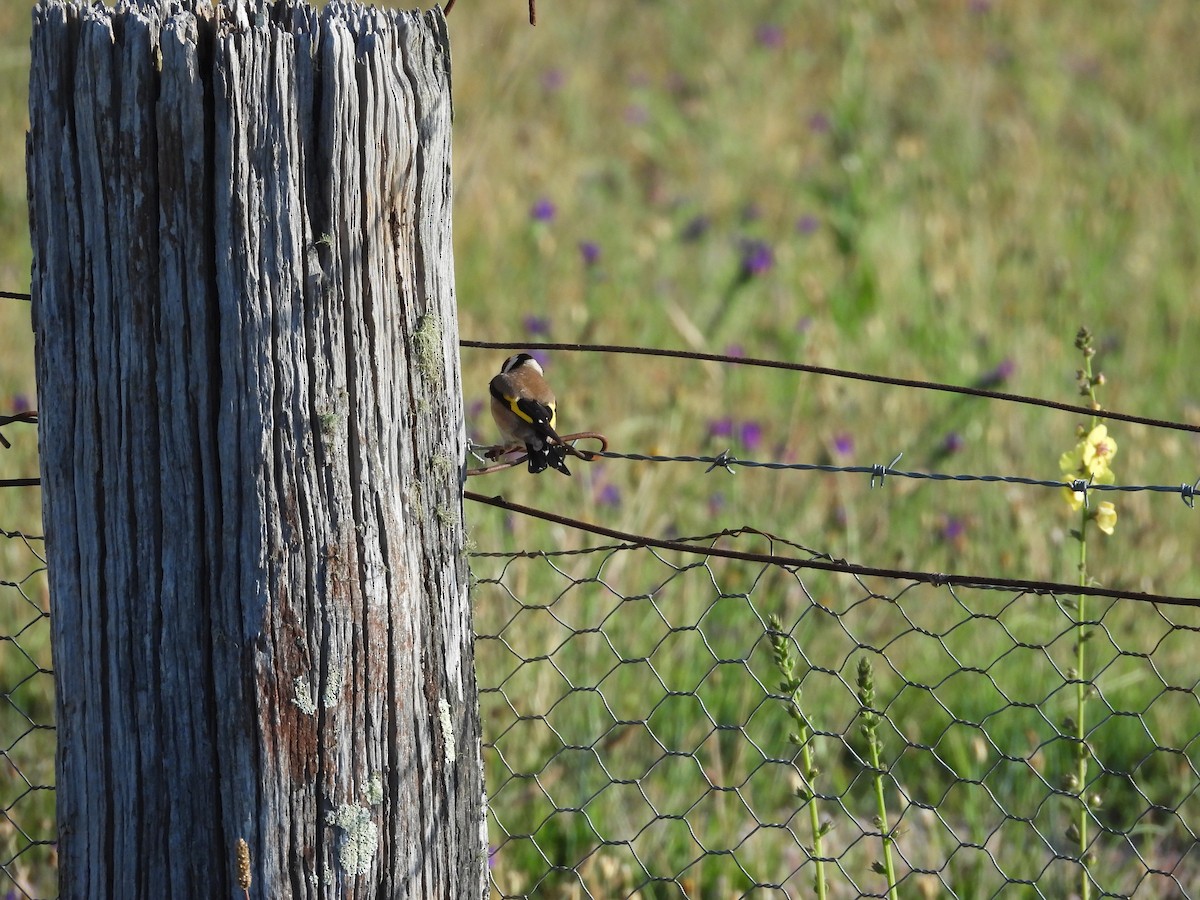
[[501, 353, 543, 376]]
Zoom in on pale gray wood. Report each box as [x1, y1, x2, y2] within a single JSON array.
[[28, 1, 481, 897]]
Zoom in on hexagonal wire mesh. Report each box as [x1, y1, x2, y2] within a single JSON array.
[[0, 524, 54, 899], [471, 529, 1200, 899]]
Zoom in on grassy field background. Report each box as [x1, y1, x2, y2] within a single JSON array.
[[448, 5, 1200, 889], [2, 0, 1200, 897]]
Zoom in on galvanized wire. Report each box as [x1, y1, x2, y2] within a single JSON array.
[[0, 527, 54, 900], [593, 449, 1200, 509], [471, 527, 1200, 899], [468, 438, 1200, 511]]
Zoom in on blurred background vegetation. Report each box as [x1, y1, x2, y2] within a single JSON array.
[[449, 0, 1200, 596], [1, 0, 1199, 896]]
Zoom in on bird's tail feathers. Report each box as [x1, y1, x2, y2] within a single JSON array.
[[525, 442, 572, 476]]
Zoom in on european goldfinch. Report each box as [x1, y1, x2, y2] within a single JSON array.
[[489, 353, 572, 476]]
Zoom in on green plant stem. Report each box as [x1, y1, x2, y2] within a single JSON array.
[[1072, 333, 1099, 900], [1075, 508, 1091, 900], [799, 733, 828, 900], [866, 727, 898, 900], [768, 617, 827, 900]]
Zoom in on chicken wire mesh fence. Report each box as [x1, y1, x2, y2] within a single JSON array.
[[0, 525, 54, 900], [471, 529, 1200, 900], [2, 500, 1198, 900], [1, 520, 1197, 900]]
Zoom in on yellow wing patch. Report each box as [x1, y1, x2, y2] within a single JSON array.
[[491, 380, 555, 429]]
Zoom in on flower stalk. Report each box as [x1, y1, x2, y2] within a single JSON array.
[[1058, 326, 1117, 900], [768, 614, 828, 900], [856, 657, 898, 900]]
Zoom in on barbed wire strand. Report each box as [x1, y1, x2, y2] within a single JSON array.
[[461, 339, 1200, 436], [0, 412, 38, 450], [464, 489, 1200, 609], [0, 529, 45, 547], [589, 448, 1200, 508], [0, 290, 30, 301]]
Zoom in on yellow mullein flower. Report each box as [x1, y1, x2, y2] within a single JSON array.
[[1080, 424, 1117, 477], [1092, 501, 1117, 535], [1059, 425, 1117, 481], [1059, 424, 1117, 523]]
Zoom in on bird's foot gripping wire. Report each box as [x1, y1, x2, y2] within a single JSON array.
[[468, 431, 608, 477]]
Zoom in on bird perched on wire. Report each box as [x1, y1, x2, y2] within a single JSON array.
[[489, 353, 572, 475]]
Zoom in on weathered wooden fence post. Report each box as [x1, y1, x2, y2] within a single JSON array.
[[27, 0, 482, 896]]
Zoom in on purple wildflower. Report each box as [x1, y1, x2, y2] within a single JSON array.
[[796, 316, 813, 333], [739, 421, 763, 452], [522, 315, 550, 336], [940, 431, 965, 455], [807, 112, 831, 134], [796, 214, 820, 235], [540, 68, 566, 92], [523, 315, 551, 336], [596, 484, 621, 507], [941, 516, 967, 543], [530, 197, 556, 223], [755, 24, 784, 49], [724, 344, 745, 358], [11, 393, 31, 413], [976, 358, 1015, 389], [579, 241, 601, 267], [709, 418, 735, 439], [832, 433, 854, 457], [738, 239, 774, 279]]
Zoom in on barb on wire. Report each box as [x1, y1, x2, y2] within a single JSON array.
[[1181, 479, 1199, 509], [593, 448, 1200, 508], [468, 431, 608, 477], [464, 490, 1200, 608], [460, 340, 1200, 436], [705, 450, 736, 475], [870, 453, 903, 488], [1069, 478, 1092, 509]]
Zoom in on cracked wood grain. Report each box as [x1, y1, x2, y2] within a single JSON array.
[[28, 1, 481, 896]]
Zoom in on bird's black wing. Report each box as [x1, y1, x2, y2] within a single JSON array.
[[489, 381, 562, 443]]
